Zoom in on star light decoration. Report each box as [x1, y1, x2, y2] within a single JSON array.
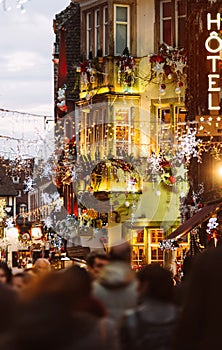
[[152, 62, 165, 78], [149, 43, 187, 98]]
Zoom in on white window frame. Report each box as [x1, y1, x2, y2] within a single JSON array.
[[114, 4, 130, 56], [95, 9, 101, 56], [103, 6, 108, 56], [160, 0, 172, 45], [12, 175, 19, 184], [86, 12, 92, 59]]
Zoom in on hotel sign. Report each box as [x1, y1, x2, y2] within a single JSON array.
[[205, 13, 221, 111]]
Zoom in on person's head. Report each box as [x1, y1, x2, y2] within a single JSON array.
[[0, 261, 12, 284], [23, 265, 92, 311], [9, 267, 96, 350], [33, 258, 51, 274], [109, 240, 131, 264], [137, 263, 174, 302], [86, 252, 109, 279], [11, 273, 26, 293]]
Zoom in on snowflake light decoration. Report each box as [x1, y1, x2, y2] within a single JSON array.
[[40, 162, 53, 179], [176, 128, 202, 163], [54, 198, 63, 212], [23, 177, 35, 193], [5, 217, 14, 229], [206, 217, 219, 234], [42, 193, 51, 206], [44, 216, 53, 229], [41, 192, 62, 214], [159, 239, 178, 250]]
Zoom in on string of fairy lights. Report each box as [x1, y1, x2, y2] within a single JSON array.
[[0, 0, 29, 13], [0, 108, 54, 161]]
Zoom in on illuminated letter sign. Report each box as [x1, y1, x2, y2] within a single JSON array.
[[205, 13, 221, 111]]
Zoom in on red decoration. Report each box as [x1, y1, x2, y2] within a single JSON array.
[[58, 105, 68, 112], [169, 176, 176, 184]]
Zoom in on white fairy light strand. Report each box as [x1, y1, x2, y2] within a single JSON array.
[[0, 0, 30, 12]]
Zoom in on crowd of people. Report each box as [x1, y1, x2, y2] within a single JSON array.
[[0, 241, 220, 349]]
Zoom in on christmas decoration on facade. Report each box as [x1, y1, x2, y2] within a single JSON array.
[[75, 57, 105, 98], [149, 43, 187, 100], [159, 238, 179, 250], [206, 216, 219, 234], [57, 84, 67, 112], [117, 47, 136, 92]]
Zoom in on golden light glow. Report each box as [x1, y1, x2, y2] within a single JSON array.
[[218, 166, 222, 177]]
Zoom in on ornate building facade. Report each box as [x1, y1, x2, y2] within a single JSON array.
[[54, 0, 218, 267]]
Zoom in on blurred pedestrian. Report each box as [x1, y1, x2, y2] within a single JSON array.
[[4, 266, 118, 350], [173, 247, 222, 350], [33, 258, 51, 275], [93, 240, 138, 322], [11, 272, 26, 294], [174, 254, 195, 308], [0, 261, 12, 284], [86, 252, 109, 280], [119, 263, 178, 350]]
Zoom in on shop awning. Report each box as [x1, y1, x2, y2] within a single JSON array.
[[167, 201, 222, 240]]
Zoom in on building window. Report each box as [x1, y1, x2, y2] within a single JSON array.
[[114, 4, 130, 55], [103, 6, 108, 56], [153, 103, 187, 152], [85, 6, 109, 58], [114, 107, 131, 156], [149, 229, 164, 265], [86, 12, 92, 59], [19, 204, 27, 214], [176, 0, 186, 48], [160, 1, 172, 46], [160, 0, 186, 48], [95, 9, 101, 56], [12, 176, 19, 184]]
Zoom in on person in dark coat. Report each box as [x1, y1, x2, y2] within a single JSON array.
[[173, 247, 222, 350], [119, 263, 178, 350], [174, 255, 195, 309]]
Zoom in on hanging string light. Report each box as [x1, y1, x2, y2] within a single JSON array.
[[0, 0, 30, 13]]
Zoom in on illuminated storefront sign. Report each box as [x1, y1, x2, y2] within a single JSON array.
[[205, 13, 222, 111]]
